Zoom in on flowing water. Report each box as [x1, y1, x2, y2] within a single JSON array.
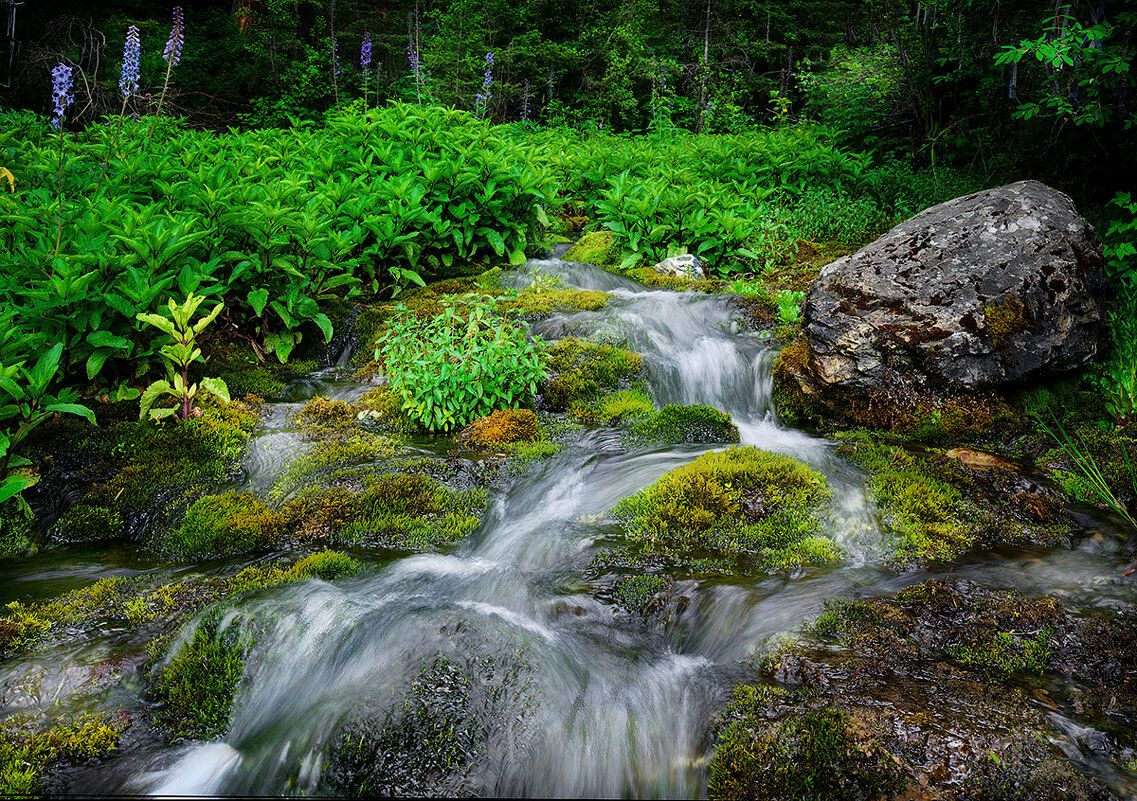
[[10, 252, 1137, 797]]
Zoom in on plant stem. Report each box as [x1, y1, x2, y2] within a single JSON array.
[[52, 123, 65, 258], [95, 95, 130, 194], [148, 59, 175, 144]]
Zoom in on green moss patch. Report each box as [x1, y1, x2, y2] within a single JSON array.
[[540, 338, 646, 420], [150, 609, 245, 740], [0, 495, 37, 558], [625, 404, 740, 446], [836, 436, 1070, 567], [611, 446, 840, 572], [709, 692, 901, 801], [593, 388, 656, 425], [459, 408, 542, 445], [198, 342, 318, 399], [564, 230, 620, 268], [0, 711, 130, 795], [161, 491, 288, 559], [499, 286, 610, 317]]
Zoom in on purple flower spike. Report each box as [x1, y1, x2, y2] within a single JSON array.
[[163, 6, 184, 67], [120, 25, 141, 98], [51, 63, 74, 129], [361, 32, 372, 71]]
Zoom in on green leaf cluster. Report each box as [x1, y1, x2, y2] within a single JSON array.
[[376, 295, 547, 432]]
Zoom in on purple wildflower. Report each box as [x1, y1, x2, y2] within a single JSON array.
[[361, 32, 372, 71], [120, 26, 140, 98], [50, 64, 73, 129], [475, 51, 493, 118], [331, 34, 340, 76], [163, 6, 184, 67], [521, 79, 531, 124]]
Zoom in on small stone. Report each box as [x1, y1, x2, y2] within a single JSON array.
[[650, 254, 707, 280]]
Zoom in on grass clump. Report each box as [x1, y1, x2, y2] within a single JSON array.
[[150, 610, 245, 739], [292, 550, 360, 581], [0, 711, 130, 795], [611, 446, 839, 571], [709, 692, 900, 801], [626, 404, 740, 446]]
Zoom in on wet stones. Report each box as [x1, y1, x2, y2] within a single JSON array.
[[650, 254, 708, 280], [710, 580, 1136, 801], [776, 180, 1105, 430]]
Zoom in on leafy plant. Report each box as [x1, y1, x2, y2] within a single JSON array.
[[1038, 415, 1136, 530], [774, 290, 806, 324], [137, 294, 230, 421], [0, 341, 95, 508], [375, 295, 547, 432]]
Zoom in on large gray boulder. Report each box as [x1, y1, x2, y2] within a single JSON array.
[[798, 180, 1104, 393]]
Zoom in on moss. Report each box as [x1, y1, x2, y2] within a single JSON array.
[[1039, 424, 1137, 512], [594, 388, 656, 425], [459, 408, 542, 445], [808, 598, 885, 642], [983, 294, 1031, 349], [292, 550, 360, 581], [610, 574, 670, 616], [162, 491, 287, 559], [624, 267, 723, 293], [151, 609, 245, 740], [626, 404, 741, 446], [43, 402, 260, 546], [499, 287, 610, 317], [954, 629, 1052, 678], [271, 417, 403, 501], [283, 472, 488, 552], [198, 341, 316, 399], [564, 230, 621, 268], [541, 338, 646, 419], [708, 696, 901, 801], [0, 577, 143, 657], [0, 495, 36, 558], [611, 446, 839, 572], [0, 711, 130, 795]]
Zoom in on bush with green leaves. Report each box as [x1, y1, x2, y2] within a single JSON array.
[[375, 295, 547, 432], [137, 294, 230, 421]]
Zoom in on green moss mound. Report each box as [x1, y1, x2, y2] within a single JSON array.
[[164, 491, 287, 559], [541, 338, 646, 420], [612, 446, 840, 571], [709, 691, 901, 801], [0, 711, 130, 795], [627, 404, 741, 445], [564, 230, 620, 268], [292, 550, 360, 581], [594, 388, 656, 424], [0, 495, 36, 558], [500, 287, 610, 316]]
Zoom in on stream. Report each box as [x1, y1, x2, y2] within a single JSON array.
[[7, 251, 1137, 797]]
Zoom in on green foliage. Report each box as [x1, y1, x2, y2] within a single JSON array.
[[610, 574, 669, 616], [292, 550, 360, 581], [376, 295, 547, 432], [138, 294, 230, 421], [0, 340, 94, 511], [1039, 417, 1136, 531], [773, 290, 806, 325], [627, 404, 741, 445], [541, 338, 645, 419]]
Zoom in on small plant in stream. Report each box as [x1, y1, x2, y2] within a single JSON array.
[[137, 294, 230, 421], [1038, 414, 1136, 530], [148, 6, 184, 142], [375, 295, 546, 432], [774, 290, 806, 324]]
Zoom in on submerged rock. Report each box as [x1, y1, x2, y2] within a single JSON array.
[[775, 180, 1104, 431]]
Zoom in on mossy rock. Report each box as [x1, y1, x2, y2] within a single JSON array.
[[594, 388, 656, 425], [772, 337, 1016, 442], [162, 491, 287, 559], [835, 435, 1071, 567], [0, 711, 130, 795], [38, 402, 261, 547], [564, 230, 620, 268], [1038, 423, 1137, 515], [0, 495, 36, 558], [709, 693, 902, 801], [199, 342, 317, 399], [625, 404, 740, 446], [540, 338, 646, 420], [612, 446, 840, 572], [292, 549, 360, 581], [624, 267, 722, 293], [459, 408, 542, 446], [714, 580, 1134, 800], [499, 287, 610, 317]]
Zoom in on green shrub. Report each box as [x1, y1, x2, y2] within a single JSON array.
[[376, 295, 547, 432]]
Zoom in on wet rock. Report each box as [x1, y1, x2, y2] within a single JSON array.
[[709, 580, 1136, 800], [775, 181, 1104, 431], [650, 254, 707, 280]]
